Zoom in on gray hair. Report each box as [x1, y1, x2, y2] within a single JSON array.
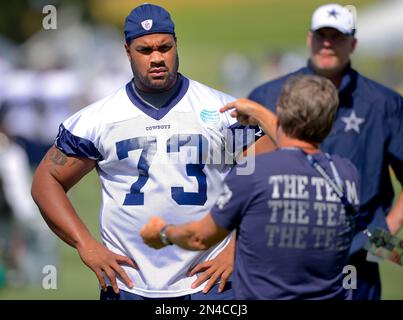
[[277, 75, 339, 144]]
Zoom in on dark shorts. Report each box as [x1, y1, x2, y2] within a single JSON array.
[[100, 282, 234, 300]]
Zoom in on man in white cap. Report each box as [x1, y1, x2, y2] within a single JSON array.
[[236, 3, 403, 300]]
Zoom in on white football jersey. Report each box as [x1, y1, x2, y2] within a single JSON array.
[[55, 76, 255, 297]]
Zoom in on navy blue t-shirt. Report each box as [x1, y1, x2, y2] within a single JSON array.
[[211, 149, 360, 299]]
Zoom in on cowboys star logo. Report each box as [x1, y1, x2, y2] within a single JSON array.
[[341, 110, 365, 134]]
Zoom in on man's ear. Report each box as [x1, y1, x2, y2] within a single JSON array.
[[124, 42, 131, 60], [306, 31, 313, 51], [351, 37, 357, 54]]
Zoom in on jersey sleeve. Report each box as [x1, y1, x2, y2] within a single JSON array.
[[54, 106, 104, 161], [210, 165, 255, 230]]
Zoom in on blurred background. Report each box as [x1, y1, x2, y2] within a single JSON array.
[[0, 0, 402, 299]]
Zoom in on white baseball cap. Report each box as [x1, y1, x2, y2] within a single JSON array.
[[311, 3, 356, 35]]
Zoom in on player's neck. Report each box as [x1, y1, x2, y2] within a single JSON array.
[[277, 129, 319, 154], [132, 75, 181, 109]]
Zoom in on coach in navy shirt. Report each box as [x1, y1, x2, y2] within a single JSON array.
[[247, 4, 403, 300], [141, 75, 360, 299]]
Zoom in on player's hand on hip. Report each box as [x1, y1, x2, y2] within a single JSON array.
[[140, 216, 167, 249], [188, 241, 234, 294], [76, 238, 137, 294], [220, 98, 266, 126]]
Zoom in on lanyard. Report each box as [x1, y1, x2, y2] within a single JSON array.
[[305, 152, 357, 217]]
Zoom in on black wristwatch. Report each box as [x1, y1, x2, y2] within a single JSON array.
[[159, 225, 173, 246]]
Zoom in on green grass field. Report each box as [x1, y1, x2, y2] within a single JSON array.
[[1, 0, 402, 300]]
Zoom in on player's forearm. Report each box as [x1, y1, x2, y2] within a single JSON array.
[[165, 223, 210, 251], [31, 168, 95, 249], [166, 216, 230, 251], [386, 190, 403, 234]]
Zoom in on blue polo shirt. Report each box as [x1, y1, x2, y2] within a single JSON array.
[[248, 63, 403, 255], [211, 150, 359, 299]]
